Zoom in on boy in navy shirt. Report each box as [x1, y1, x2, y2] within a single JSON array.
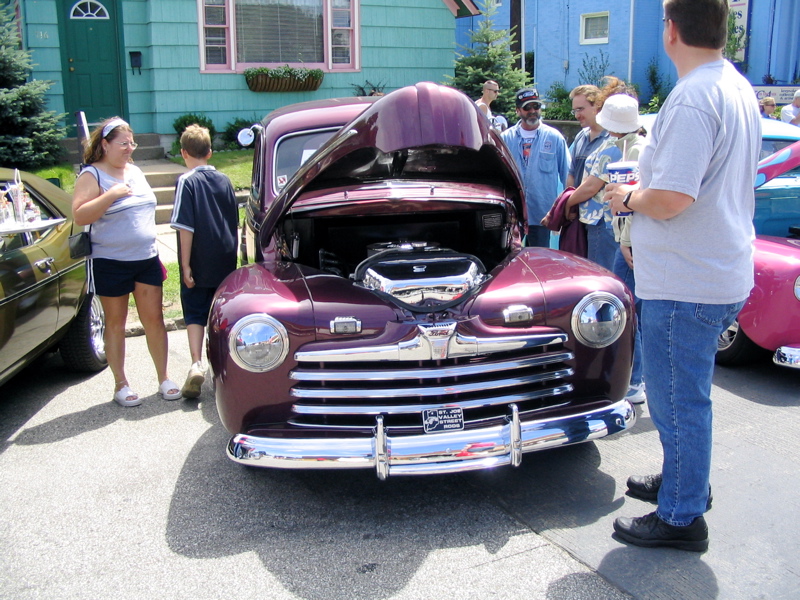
[[170, 125, 238, 398]]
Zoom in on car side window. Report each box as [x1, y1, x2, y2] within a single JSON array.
[[0, 232, 25, 254], [274, 129, 338, 192], [760, 138, 798, 160]]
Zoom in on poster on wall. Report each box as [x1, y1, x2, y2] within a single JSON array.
[[728, 0, 749, 63]]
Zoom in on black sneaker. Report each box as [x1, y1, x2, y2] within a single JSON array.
[[626, 473, 713, 510], [613, 512, 708, 552]]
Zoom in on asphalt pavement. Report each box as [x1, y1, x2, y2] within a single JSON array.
[[1, 331, 798, 599]]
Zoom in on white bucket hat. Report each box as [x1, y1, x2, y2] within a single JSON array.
[[596, 94, 641, 134]]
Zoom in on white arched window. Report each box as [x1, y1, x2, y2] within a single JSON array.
[[70, 1, 109, 19]]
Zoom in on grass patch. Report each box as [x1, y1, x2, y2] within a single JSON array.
[[30, 164, 79, 194], [170, 149, 254, 190], [30, 148, 254, 193], [128, 261, 183, 320]]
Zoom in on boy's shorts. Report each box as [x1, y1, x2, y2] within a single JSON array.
[[180, 285, 217, 326], [89, 256, 164, 297]]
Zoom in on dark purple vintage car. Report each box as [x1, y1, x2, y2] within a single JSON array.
[[208, 82, 636, 478]]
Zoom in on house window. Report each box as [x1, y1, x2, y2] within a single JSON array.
[[70, 1, 109, 19], [200, 0, 358, 72], [580, 12, 609, 45]]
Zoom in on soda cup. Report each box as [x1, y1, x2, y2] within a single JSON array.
[[607, 161, 639, 216]]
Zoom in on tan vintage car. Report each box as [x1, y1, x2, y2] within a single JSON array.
[[0, 168, 106, 387]]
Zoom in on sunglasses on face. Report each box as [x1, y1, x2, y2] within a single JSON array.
[[521, 103, 542, 111]]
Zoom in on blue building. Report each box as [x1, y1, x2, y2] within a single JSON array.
[[458, 0, 799, 106]]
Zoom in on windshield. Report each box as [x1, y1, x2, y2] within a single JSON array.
[[761, 137, 800, 161], [273, 128, 340, 192]]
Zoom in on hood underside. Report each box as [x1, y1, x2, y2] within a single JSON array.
[[260, 82, 526, 244]]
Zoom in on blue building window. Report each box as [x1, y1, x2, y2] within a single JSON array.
[[580, 12, 609, 45]]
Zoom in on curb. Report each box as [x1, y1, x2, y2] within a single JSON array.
[[125, 317, 186, 338]]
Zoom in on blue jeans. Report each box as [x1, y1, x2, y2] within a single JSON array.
[[613, 249, 642, 387], [586, 222, 617, 271], [641, 299, 745, 526], [525, 224, 551, 248]]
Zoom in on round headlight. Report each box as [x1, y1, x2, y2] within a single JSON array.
[[229, 314, 289, 372], [571, 292, 627, 348], [794, 275, 800, 302]]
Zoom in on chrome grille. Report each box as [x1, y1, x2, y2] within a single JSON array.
[[289, 337, 574, 434]]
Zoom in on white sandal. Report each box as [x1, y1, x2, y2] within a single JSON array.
[[113, 385, 141, 407], [159, 379, 181, 401]]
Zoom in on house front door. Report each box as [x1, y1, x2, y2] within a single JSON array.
[[59, 0, 125, 130]]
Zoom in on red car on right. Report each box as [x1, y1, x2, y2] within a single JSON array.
[[716, 140, 800, 369]]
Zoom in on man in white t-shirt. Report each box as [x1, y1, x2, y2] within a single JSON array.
[[780, 89, 800, 126], [475, 80, 500, 129], [605, 0, 760, 552]]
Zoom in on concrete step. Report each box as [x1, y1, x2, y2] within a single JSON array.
[[156, 204, 174, 225], [136, 159, 247, 225]]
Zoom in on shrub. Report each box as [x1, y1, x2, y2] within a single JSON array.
[[352, 80, 387, 97], [0, 7, 65, 169], [222, 116, 261, 149], [543, 82, 574, 121], [171, 113, 216, 155], [172, 113, 216, 138]]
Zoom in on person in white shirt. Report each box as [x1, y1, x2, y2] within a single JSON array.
[[780, 89, 800, 126]]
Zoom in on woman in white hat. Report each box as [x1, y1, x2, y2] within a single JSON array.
[[559, 91, 646, 270]]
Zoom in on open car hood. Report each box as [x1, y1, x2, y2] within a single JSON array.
[[260, 82, 526, 244]]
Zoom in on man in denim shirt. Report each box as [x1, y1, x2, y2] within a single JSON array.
[[501, 88, 569, 247]]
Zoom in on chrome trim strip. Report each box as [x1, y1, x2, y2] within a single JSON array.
[[774, 346, 800, 369], [226, 399, 636, 477], [290, 351, 573, 381], [290, 368, 573, 399], [291, 384, 573, 415], [294, 332, 568, 363], [510, 403, 521, 467], [375, 416, 388, 480]]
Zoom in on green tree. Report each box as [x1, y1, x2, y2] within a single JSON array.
[[0, 8, 65, 169], [444, 0, 530, 122], [723, 10, 748, 72]]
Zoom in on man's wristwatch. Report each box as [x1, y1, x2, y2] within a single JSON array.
[[623, 191, 633, 210]]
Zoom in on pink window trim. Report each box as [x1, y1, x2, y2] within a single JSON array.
[[198, 0, 359, 73]]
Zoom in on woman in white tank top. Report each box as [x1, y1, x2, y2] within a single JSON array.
[[72, 117, 181, 407]]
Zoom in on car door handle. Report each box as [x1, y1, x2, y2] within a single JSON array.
[[35, 257, 55, 273]]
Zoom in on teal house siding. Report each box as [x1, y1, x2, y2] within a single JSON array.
[[17, 0, 470, 139], [18, 1, 65, 114]]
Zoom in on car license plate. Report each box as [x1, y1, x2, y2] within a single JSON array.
[[422, 407, 464, 433]]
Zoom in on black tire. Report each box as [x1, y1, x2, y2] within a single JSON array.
[[715, 319, 768, 365], [60, 293, 108, 372]]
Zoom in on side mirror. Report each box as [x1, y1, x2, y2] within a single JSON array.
[[237, 123, 263, 147]]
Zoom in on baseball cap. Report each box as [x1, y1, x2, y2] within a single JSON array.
[[516, 88, 545, 109], [794, 89, 800, 99]]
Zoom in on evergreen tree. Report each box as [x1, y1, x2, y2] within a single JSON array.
[[444, 0, 530, 122], [0, 8, 65, 169]]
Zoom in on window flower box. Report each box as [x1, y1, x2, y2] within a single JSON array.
[[244, 66, 324, 93]]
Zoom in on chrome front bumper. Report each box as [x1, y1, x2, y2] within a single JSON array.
[[227, 399, 636, 479], [774, 345, 800, 369]]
